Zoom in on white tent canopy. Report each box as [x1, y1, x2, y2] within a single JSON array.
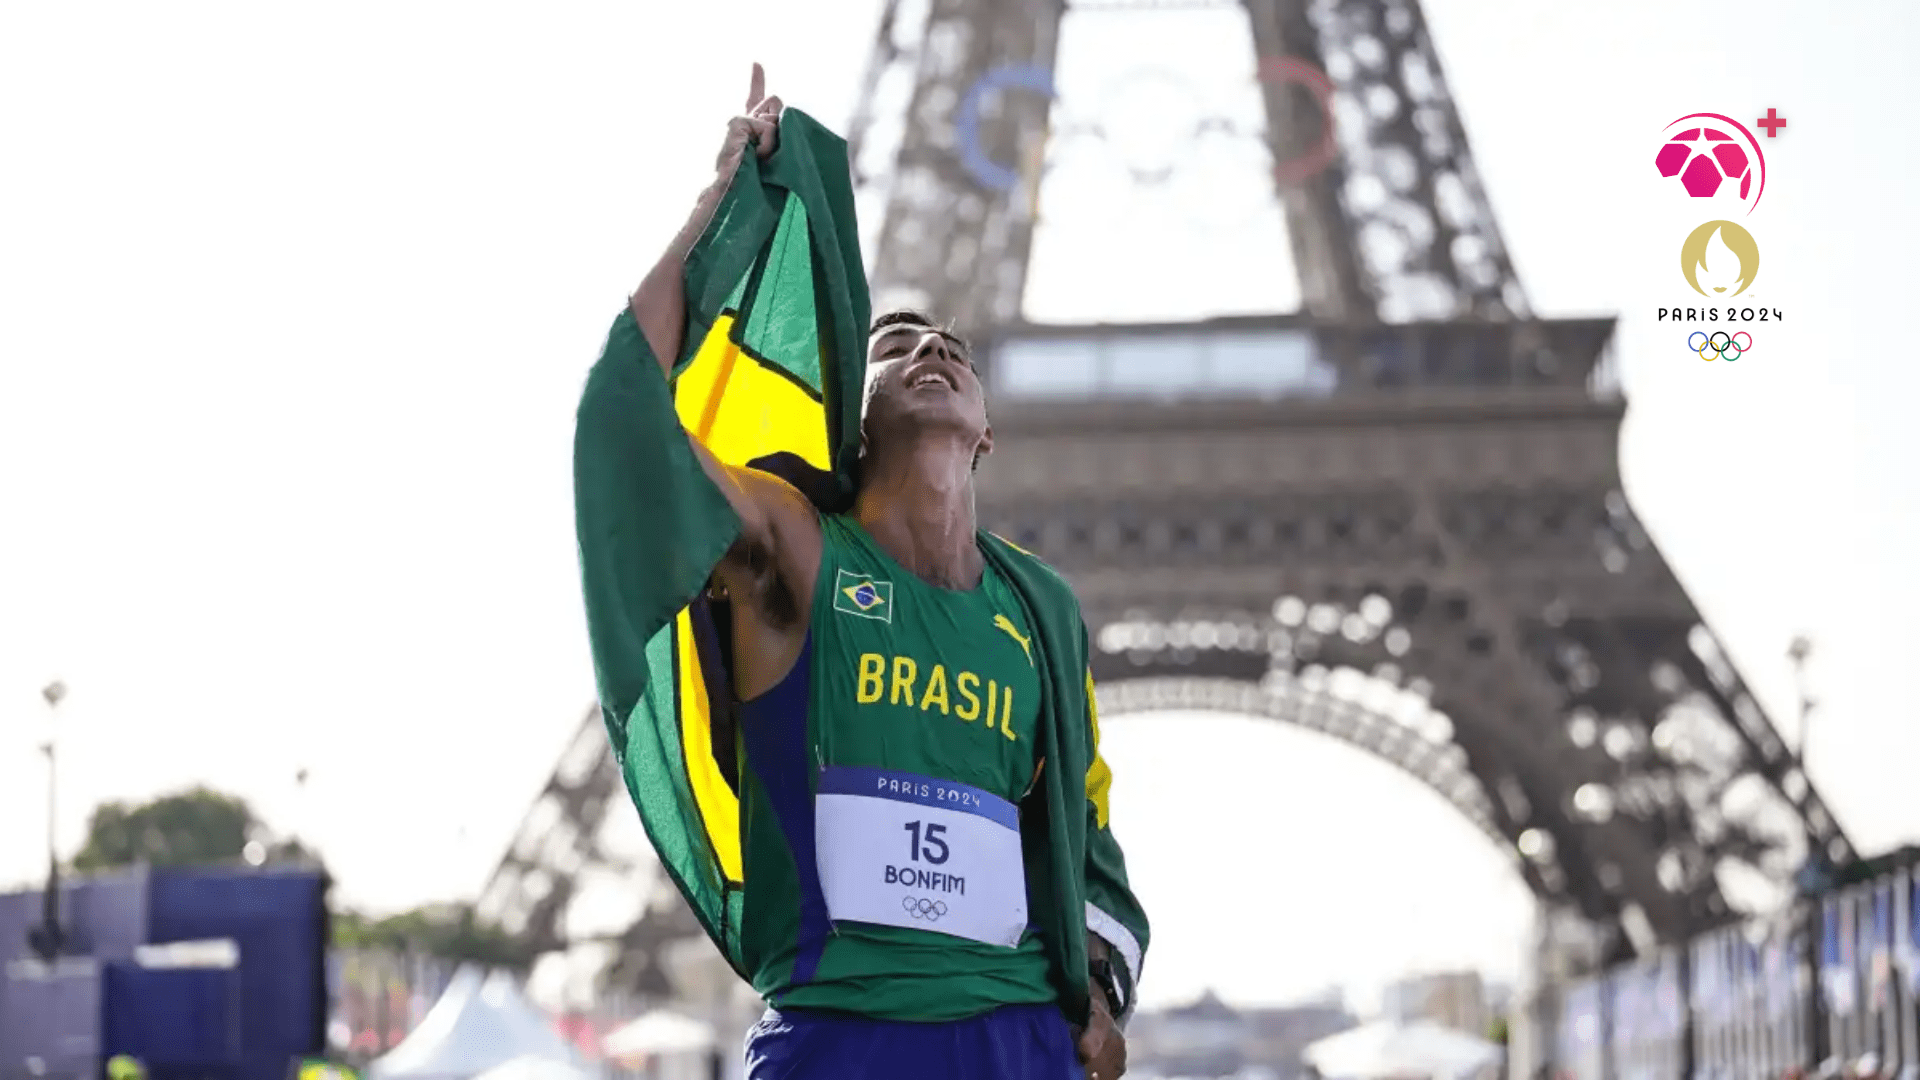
[[469, 1057, 596, 1080], [602, 1010, 716, 1058], [369, 966, 580, 1080], [1304, 1019, 1501, 1080]]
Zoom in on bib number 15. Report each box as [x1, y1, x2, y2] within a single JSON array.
[[903, 821, 950, 864]]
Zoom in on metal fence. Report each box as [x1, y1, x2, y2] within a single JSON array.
[[1554, 863, 1920, 1080], [325, 949, 457, 1060]]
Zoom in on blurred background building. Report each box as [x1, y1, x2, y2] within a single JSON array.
[[1126, 988, 1356, 1080], [1380, 971, 1490, 1035]]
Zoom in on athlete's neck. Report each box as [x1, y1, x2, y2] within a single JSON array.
[[853, 434, 982, 591]]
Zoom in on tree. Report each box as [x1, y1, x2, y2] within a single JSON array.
[[73, 786, 316, 872], [75, 787, 257, 871], [331, 902, 534, 971], [267, 837, 322, 866]]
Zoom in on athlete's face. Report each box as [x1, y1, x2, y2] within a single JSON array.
[[862, 323, 991, 461]]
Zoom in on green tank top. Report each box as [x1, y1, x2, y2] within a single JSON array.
[[734, 514, 1056, 1021]]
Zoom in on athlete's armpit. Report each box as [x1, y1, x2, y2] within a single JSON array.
[[708, 464, 822, 626], [715, 534, 798, 630], [706, 462, 823, 702]]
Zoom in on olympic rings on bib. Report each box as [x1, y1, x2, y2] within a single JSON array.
[[1688, 330, 1752, 361], [901, 896, 948, 921]]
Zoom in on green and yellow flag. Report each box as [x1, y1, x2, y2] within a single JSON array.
[[573, 108, 1147, 1024], [573, 108, 867, 972]]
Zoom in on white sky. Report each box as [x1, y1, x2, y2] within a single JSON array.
[[3, 0, 1915, 1013]]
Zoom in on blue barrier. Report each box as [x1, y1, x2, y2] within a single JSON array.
[[1553, 860, 1920, 1080], [0, 867, 327, 1080]]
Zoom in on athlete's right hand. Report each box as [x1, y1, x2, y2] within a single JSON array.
[[1076, 988, 1127, 1079], [714, 62, 783, 179]]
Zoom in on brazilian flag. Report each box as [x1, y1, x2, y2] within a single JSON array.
[[573, 108, 866, 971], [573, 108, 1147, 1025]]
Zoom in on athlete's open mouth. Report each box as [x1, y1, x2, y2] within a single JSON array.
[[906, 364, 958, 392]]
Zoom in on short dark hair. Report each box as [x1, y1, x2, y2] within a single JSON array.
[[862, 310, 986, 474], [869, 309, 970, 356]]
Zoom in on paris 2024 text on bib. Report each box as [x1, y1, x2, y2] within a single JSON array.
[[815, 765, 1027, 948]]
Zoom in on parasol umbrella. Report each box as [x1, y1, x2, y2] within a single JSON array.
[[601, 1010, 717, 1059], [1304, 1019, 1501, 1080]]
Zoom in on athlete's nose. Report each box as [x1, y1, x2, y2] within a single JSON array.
[[911, 330, 954, 366]]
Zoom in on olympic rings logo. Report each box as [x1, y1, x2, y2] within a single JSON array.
[[954, 58, 1339, 193], [1689, 331, 1752, 361], [956, 65, 1056, 194], [902, 896, 948, 921], [1257, 57, 1339, 185]]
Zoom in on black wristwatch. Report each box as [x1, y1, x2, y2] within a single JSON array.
[[1090, 956, 1127, 1018]]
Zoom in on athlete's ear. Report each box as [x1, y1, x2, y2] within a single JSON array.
[[976, 425, 994, 462]]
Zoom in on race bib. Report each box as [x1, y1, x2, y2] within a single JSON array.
[[815, 766, 1028, 948]]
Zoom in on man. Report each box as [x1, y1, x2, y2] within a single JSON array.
[[575, 66, 1147, 1079]]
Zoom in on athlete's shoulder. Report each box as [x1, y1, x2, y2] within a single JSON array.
[[740, 451, 852, 517], [734, 464, 815, 509], [722, 465, 822, 550], [982, 529, 1050, 569], [815, 510, 860, 539], [979, 531, 1082, 611]]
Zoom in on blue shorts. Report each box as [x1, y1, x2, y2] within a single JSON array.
[[743, 1003, 1084, 1080]]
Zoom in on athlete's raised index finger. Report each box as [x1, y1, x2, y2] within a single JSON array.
[[747, 62, 765, 111]]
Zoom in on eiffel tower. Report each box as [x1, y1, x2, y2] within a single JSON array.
[[850, 0, 1853, 947], [483, 0, 1857, 1053]]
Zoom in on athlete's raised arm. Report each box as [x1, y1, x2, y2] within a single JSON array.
[[630, 63, 779, 375], [623, 63, 822, 696]]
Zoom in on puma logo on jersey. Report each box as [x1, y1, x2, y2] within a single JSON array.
[[992, 614, 1033, 665]]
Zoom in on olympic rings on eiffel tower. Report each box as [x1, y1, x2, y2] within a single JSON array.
[[1256, 56, 1339, 185], [1689, 330, 1752, 361], [954, 57, 1340, 193], [956, 65, 1057, 193]]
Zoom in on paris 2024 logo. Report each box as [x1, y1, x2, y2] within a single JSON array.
[[1681, 220, 1758, 298], [1652, 113, 1779, 358]]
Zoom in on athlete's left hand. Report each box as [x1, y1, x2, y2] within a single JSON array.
[[713, 62, 783, 180], [1075, 984, 1126, 1079]]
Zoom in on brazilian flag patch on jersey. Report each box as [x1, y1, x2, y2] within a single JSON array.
[[833, 568, 893, 623]]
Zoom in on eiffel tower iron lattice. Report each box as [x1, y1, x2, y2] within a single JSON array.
[[493, 0, 1854, 998], [476, 707, 705, 998]]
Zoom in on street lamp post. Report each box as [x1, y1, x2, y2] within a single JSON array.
[[294, 767, 310, 865], [42, 681, 63, 869], [1787, 635, 1815, 773], [31, 681, 69, 962], [1784, 636, 1835, 898]]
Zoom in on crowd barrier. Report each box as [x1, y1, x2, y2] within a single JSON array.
[[1554, 859, 1920, 1080], [326, 950, 457, 1059]]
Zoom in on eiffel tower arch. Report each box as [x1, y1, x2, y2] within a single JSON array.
[[486, 0, 1858, 1051]]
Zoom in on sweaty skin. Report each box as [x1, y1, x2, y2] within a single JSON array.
[[628, 63, 1127, 1080]]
